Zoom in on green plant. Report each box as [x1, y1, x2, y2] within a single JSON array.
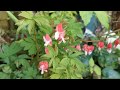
[[1, 11, 119, 79]]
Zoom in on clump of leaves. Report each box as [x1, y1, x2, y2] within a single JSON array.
[[2, 11, 117, 79]]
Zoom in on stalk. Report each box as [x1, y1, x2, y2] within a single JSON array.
[[34, 29, 39, 60], [6, 11, 18, 23]]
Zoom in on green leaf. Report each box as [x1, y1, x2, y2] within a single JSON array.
[[19, 59, 30, 69], [54, 44, 58, 56], [15, 61, 19, 68], [20, 38, 37, 55], [94, 65, 101, 76], [78, 54, 91, 66], [9, 42, 22, 54], [0, 42, 22, 59], [16, 20, 31, 34], [28, 44, 37, 55], [15, 19, 24, 26], [19, 11, 34, 19], [104, 54, 118, 69], [69, 52, 82, 58], [2, 65, 12, 73], [79, 11, 93, 26], [2, 58, 10, 64], [90, 67, 93, 74], [13, 71, 23, 79], [50, 74, 61, 79], [70, 74, 78, 79], [102, 67, 120, 79], [67, 46, 78, 52], [23, 67, 38, 78], [56, 66, 66, 70], [50, 13, 58, 18], [27, 20, 35, 35], [75, 59, 86, 72], [47, 46, 56, 58], [89, 58, 94, 67], [60, 58, 69, 67], [18, 54, 30, 59], [75, 73, 82, 78], [0, 72, 10, 79], [34, 16, 50, 27], [66, 20, 83, 38], [40, 54, 52, 60], [0, 64, 6, 69], [98, 56, 105, 67], [94, 11, 109, 29], [49, 58, 54, 67], [53, 58, 60, 69], [39, 25, 53, 34]]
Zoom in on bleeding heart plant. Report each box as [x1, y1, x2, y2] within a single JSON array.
[[1, 11, 119, 79]]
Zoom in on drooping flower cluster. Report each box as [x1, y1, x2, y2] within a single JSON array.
[[41, 23, 120, 75], [40, 23, 66, 74], [43, 23, 66, 53], [43, 34, 52, 47], [55, 23, 66, 43], [97, 38, 120, 53], [43, 23, 66, 47], [97, 41, 112, 53], [82, 44, 94, 55], [82, 38, 120, 55]]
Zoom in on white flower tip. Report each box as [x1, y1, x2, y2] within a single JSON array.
[[41, 71, 44, 74], [44, 70, 48, 72], [88, 51, 92, 55], [107, 49, 112, 53], [43, 36, 46, 42], [85, 51, 87, 56], [61, 37, 66, 43], [98, 47, 101, 51], [44, 43, 47, 46], [55, 32, 59, 40], [63, 40, 66, 43], [116, 44, 120, 50], [41, 69, 44, 74]]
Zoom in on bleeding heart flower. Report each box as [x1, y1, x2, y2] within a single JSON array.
[[55, 23, 66, 43], [83, 44, 94, 55], [114, 38, 120, 48], [98, 41, 104, 50], [38, 61, 49, 74], [75, 44, 81, 51], [87, 45, 94, 55], [45, 47, 49, 54], [107, 43, 112, 53], [43, 34, 52, 46]]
